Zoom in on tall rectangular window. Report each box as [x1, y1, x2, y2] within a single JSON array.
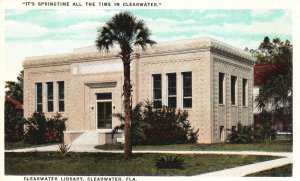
[[46, 82, 53, 112], [219, 72, 225, 104], [58, 81, 65, 112], [152, 74, 162, 108], [231, 75, 237, 105], [182, 72, 192, 108], [242, 78, 248, 106], [35, 83, 43, 112], [167, 73, 177, 108]]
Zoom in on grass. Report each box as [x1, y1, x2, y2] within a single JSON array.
[[5, 141, 34, 150], [247, 164, 292, 177], [5, 152, 279, 176], [95, 140, 292, 152]]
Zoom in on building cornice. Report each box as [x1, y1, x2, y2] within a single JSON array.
[[23, 37, 255, 68]]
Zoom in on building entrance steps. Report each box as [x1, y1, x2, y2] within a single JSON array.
[[71, 131, 99, 145]]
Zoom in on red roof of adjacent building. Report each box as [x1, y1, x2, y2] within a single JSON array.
[[254, 63, 288, 86], [5, 96, 23, 110]]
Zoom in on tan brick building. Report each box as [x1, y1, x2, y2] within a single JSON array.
[[23, 37, 254, 144]]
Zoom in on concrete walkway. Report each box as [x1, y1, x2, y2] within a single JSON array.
[[5, 144, 293, 176]]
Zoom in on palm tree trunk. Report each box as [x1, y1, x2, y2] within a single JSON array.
[[123, 60, 132, 159]]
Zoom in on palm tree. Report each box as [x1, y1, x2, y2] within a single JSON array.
[[95, 12, 156, 159]]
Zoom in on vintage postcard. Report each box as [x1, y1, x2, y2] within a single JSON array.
[[1, 0, 299, 180]]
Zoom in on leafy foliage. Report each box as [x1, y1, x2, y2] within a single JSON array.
[[112, 101, 199, 145], [155, 155, 184, 169], [5, 71, 24, 104], [58, 143, 71, 154], [227, 123, 254, 144], [5, 70, 24, 142], [24, 112, 67, 144], [253, 111, 277, 140], [5, 102, 24, 142], [253, 37, 292, 132]]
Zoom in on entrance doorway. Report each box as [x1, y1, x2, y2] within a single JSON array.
[[96, 93, 112, 129]]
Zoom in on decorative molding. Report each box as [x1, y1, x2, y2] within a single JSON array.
[[85, 82, 117, 88], [23, 37, 255, 68], [28, 69, 70, 74]]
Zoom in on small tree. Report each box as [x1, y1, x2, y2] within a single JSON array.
[[253, 37, 292, 132], [5, 70, 24, 141], [96, 12, 156, 159]]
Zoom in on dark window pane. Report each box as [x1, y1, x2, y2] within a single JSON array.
[[182, 72, 192, 108], [36, 83, 42, 112], [59, 101, 64, 112], [47, 82, 53, 112], [231, 76, 237, 105], [243, 79, 247, 106], [153, 100, 162, 108], [58, 81, 64, 99], [183, 98, 192, 108], [168, 97, 177, 108], [48, 101, 53, 112], [154, 89, 162, 99], [97, 102, 112, 129], [219, 73, 225, 104], [37, 104, 42, 113], [58, 81, 65, 112], [168, 88, 175, 96], [168, 73, 176, 96], [184, 87, 192, 97], [97, 93, 112, 100], [153, 74, 162, 108]]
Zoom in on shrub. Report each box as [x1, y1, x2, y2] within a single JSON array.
[[254, 111, 277, 140], [24, 112, 67, 144], [112, 101, 199, 145], [5, 102, 24, 142], [58, 143, 71, 154], [227, 123, 254, 144], [155, 155, 184, 169]]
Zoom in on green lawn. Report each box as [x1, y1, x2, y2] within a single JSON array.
[[95, 140, 292, 152], [247, 164, 292, 177], [5, 141, 34, 150], [5, 152, 279, 176]]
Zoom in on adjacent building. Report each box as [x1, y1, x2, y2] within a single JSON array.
[[23, 37, 254, 144]]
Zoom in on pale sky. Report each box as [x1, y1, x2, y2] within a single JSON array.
[[4, 9, 292, 81]]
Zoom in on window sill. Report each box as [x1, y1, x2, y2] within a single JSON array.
[[242, 106, 248, 108], [231, 105, 237, 107], [218, 104, 225, 106]]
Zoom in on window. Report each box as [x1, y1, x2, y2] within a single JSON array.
[[231, 76, 237, 105], [167, 73, 177, 108], [35, 83, 43, 112], [46, 82, 53, 112], [219, 72, 225, 104], [97, 93, 112, 129], [152, 74, 162, 108], [182, 72, 192, 108], [58, 81, 65, 112], [242, 78, 248, 106]]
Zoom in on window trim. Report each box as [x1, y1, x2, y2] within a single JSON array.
[[182, 71, 192, 108]]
